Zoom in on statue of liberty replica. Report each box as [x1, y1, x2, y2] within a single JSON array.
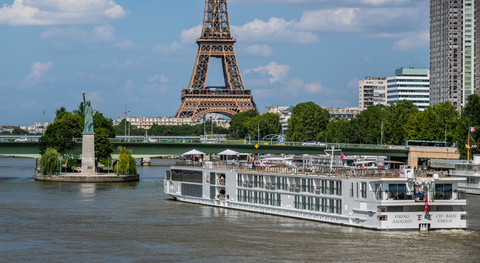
[[81, 91, 96, 174], [83, 91, 95, 133]]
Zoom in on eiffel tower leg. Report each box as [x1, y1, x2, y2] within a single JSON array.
[[188, 45, 211, 90]]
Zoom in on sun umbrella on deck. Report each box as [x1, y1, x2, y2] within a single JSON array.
[[182, 149, 206, 155]]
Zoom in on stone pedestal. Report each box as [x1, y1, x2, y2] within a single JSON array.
[[81, 133, 96, 174]]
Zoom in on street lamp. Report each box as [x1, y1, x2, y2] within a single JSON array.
[[210, 116, 213, 141], [58, 156, 63, 175], [445, 120, 448, 144], [380, 117, 383, 146], [113, 157, 119, 175], [43, 111, 45, 135], [203, 116, 207, 141], [128, 111, 131, 142]]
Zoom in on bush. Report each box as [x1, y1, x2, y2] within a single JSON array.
[[40, 148, 61, 175], [113, 146, 137, 175]]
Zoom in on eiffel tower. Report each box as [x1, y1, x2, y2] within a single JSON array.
[[175, 0, 256, 121]]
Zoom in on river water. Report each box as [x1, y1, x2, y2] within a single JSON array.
[[1, 158, 480, 262]]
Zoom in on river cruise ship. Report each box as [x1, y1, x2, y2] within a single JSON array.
[[450, 155, 480, 195], [164, 161, 466, 231]]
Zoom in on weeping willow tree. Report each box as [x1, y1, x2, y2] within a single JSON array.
[[40, 148, 61, 175], [114, 146, 137, 175]]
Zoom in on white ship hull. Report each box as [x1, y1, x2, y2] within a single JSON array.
[[165, 165, 467, 231]]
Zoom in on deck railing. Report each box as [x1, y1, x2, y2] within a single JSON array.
[[174, 161, 405, 178]]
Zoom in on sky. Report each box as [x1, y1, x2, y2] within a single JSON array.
[[0, 0, 430, 125]]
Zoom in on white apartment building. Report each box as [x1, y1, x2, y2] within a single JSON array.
[[117, 117, 192, 129], [327, 107, 361, 120], [387, 67, 430, 111], [359, 77, 387, 110]]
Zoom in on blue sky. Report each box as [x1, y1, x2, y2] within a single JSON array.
[[0, 0, 430, 125]]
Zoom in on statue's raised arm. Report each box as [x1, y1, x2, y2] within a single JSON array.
[[82, 91, 95, 133]]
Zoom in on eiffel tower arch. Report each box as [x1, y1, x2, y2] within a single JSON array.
[[175, 0, 256, 121]]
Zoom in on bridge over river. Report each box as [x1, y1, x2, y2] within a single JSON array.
[[0, 136, 459, 168]]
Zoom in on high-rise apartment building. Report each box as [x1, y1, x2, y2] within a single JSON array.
[[359, 77, 387, 110], [387, 67, 430, 111], [430, 0, 480, 110]]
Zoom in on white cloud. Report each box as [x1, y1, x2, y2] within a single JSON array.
[[348, 78, 360, 90], [180, 25, 202, 45], [232, 18, 319, 45], [245, 45, 272, 57], [40, 24, 115, 50], [113, 39, 140, 51], [151, 42, 182, 54], [245, 62, 290, 84], [391, 31, 429, 51], [305, 82, 328, 94], [25, 61, 53, 83], [0, 0, 127, 26], [149, 74, 169, 84]]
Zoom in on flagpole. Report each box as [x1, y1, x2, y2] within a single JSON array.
[[468, 129, 470, 161]]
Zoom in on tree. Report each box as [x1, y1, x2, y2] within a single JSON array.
[[40, 148, 61, 175], [228, 110, 260, 138], [350, 105, 384, 144], [12, 127, 30, 135], [382, 100, 419, 145], [325, 118, 351, 143], [287, 102, 331, 142], [39, 112, 82, 155], [455, 94, 480, 159], [114, 146, 137, 175], [244, 113, 282, 140], [95, 127, 113, 163], [405, 102, 458, 145], [55, 107, 67, 120]]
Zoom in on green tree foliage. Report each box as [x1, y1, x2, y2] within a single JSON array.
[[405, 102, 458, 145], [244, 113, 282, 140], [382, 100, 419, 145], [228, 110, 260, 138], [39, 112, 82, 155], [114, 146, 137, 175], [455, 95, 480, 158], [325, 118, 351, 143], [350, 105, 384, 144], [287, 102, 331, 142], [40, 148, 61, 175], [12, 127, 31, 135], [55, 107, 67, 120], [113, 119, 228, 137]]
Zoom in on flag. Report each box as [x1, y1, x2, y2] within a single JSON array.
[[424, 196, 430, 219], [470, 127, 476, 132], [340, 152, 344, 159]]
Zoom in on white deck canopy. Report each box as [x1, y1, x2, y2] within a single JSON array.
[[182, 149, 206, 155], [217, 149, 240, 155]]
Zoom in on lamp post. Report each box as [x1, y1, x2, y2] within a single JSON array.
[[203, 116, 207, 142], [258, 123, 260, 144], [58, 156, 63, 175], [113, 157, 119, 175], [128, 111, 131, 142], [445, 121, 448, 144], [42, 111, 45, 135], [210, 116, 213, 139], [380, 117, 383, 146]]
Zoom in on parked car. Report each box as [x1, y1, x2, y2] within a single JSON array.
[[317, 142, 326, 147], [302, 142, 317, 146], [148, 137, 158, 143], [15, 138, 28, 142]]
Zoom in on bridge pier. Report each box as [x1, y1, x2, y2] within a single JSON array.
[[141, 157, 151, 166]]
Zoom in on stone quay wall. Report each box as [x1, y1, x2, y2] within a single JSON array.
[[34, 174, 139, 183]]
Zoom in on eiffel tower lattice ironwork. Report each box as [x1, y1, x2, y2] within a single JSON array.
[[175, 0, 256, 121]]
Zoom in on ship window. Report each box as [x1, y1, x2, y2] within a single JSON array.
[[210, 173, 216, 185], [181, 183, 202, 197], [374, 183, 383, 200], [386, 206, 404, 212], [377, 215, 388, 221], [210, 186, 216, 199], [360, 182, 367, 199], [350, 183, 354, 197], [172, 170, 203, 183], [434, 184, 452, 200]]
